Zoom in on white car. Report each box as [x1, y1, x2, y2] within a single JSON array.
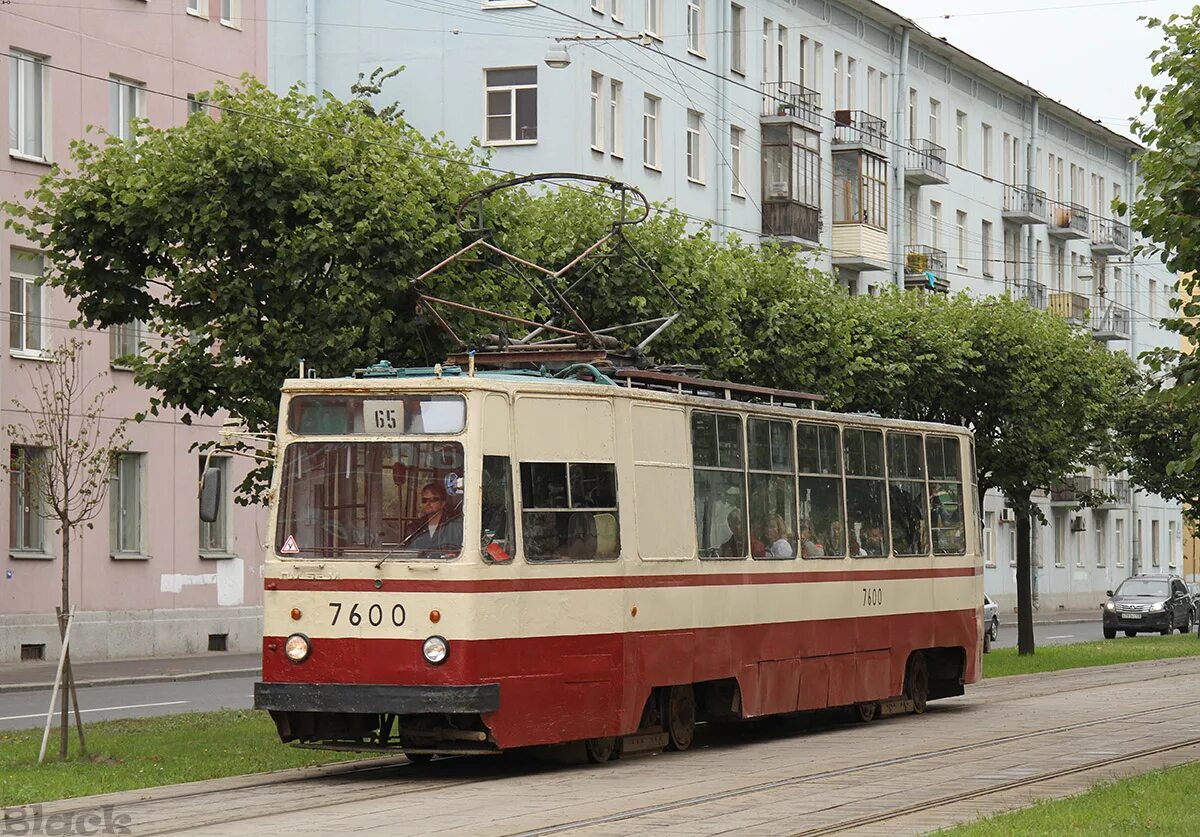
[[983, 594, 1000, 652]]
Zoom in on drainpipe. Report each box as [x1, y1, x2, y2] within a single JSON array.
[[716, 1, 729, 232], [1025, 96, 1038, 300], [891, 26, 910, 289], [306, 0, 317, 94]]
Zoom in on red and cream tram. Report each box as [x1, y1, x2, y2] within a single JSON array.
[[253, 361, 983, 760]]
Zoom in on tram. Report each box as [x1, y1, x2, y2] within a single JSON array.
[[249, 360, 983, 761]]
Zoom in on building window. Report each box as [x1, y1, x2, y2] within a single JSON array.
[[10, 249, 45, 355], [1096, 516, 1107, 567], [928, 98, 940, 145], [1151, 519, 1161, 567], [642, 94, 660, 169], [686, 109, 703, 183], [833, 152, 887, 229], [111, 321, 142, 368], [777, 25, 788, 83], [611, 0, 625, 21], [984, 512, 996, 568], [220, 0, 239, 26], [1169, 520, 1177, 567], [186, 0, 208, 16], [687, 0, 704, 55], [981, 220, 993, 277], [592, 0, 604, 12], [956, 110, 967, 164], [730, 3, 745, 75], [199, 456, 229, 554], [956, 210, 967, 268], [981, 123, 993, 178], [9, 51, 47, 159], [645, 0, 663, 36], [1115, 517, 1125, 567], [110, 452, 144, 556], [485, 67, 537, 144], [590, 73, 604, 151], [608, 79, 623, 157], [833, 53, 843, 110], [930, 201, 942, 250], [186, 94, 207, 117], [10, 446, 45, 553], [907, 87, 916, 143], [730, 125, 744, 197], [762, 19, 773, 82], [906, 190, 917, 244], [109, 76, 146, 142]]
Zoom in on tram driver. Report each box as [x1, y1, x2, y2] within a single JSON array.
[[407, 482, 463, 552]]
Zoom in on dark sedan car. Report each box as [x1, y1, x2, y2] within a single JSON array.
[[1102, 574, 1193, 638]]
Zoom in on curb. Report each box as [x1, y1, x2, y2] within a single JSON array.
[[0, 667, 260, 695]]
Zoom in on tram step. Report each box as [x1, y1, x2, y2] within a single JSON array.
[[877, 697, 915, 717], [620, 731, 669, 756]]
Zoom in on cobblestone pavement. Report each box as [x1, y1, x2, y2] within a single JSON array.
[[15, 658, 1200, 837]]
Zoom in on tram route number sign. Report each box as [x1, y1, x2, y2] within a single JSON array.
[[363, 400, 403, 435], [328, 601, 407, 628]]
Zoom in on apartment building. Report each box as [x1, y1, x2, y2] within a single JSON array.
[[270, 0, 1180, 610], [1, 1, 269, 662]]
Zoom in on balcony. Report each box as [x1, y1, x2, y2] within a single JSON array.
[[1094, 478, 1131, 509], [1048, 291, 1089, 324], [1091, 217, 1130, 256], [832, 110, 887, 155], [1090, 302, 1131, 342], [903, 245, 949, 292], [1050, 476, 1093, 506], [1002, 184, 1047, 225], [905, 139, 948, 186], [762, 201, 821, 246], [761, 81, 821, 131], [1048, 202, 1090, 239]]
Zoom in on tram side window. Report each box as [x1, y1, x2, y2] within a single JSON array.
[[926, 436, 966, 555], [481, 455, 515, 563], [887, 432, 930, 556], [797, 422, 845, 558], [519, 462, 619, 561], [692, 412, 750, 558], [748, 418, 796, 559], [844, 428, 888, 557]]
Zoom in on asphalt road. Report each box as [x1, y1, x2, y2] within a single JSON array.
[[0, 676, 256, 731], [991, 619, 1106, 649]]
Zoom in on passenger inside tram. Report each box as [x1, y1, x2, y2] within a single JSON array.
[[763, 515, 794, 558], [798, 519, 825, 558], [720, 510, 765, 557]]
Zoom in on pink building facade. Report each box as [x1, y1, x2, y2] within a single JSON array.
[[2, 1, 268, 663]]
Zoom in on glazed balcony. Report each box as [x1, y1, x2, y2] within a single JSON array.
[[1002, 184, 1047, 225], [903, 245, 949, 292], [1091, 217, 1130, 256], [762, 201, 821, 247], [1048, 202, 1090, 239], [1048, 291, 1089, 324], [904, 139, 948, 186], [832, 110, 887, 155], [761, 81, 822, 131]]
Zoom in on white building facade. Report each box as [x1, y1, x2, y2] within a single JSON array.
[[267, 0, 1183, 611]]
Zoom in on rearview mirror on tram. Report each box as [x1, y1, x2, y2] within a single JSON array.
[[199, 466, 222, 523]]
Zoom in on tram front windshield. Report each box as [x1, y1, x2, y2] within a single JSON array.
[[275, 441, 466, 559]]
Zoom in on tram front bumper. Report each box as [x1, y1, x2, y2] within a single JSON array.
[[254, 681, 500, 715]]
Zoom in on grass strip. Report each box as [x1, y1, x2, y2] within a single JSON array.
[[984, 633, 1200, 678], [0, 710, 359, 807], [936, 760, 1200, 835]]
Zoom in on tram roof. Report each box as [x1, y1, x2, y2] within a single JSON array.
[[281, 360, 972, 437]]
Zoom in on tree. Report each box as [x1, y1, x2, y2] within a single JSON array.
[[2, 339, 130, 759], [1122, 382, 1200, 525]]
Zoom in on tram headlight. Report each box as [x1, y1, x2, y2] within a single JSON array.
[[422, 635, 449, 665], [284, 633, 311, 662]]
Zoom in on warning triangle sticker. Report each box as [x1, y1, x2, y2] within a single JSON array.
[[280, 534, 300, 554]]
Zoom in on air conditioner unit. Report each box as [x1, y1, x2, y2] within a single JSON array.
[[1070, 515, 1087, 532], [999, 508, 1016, 524]]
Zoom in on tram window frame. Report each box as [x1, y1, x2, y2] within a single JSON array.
[[886, 431, 930, 557], [480, 455, 516, 564], [692, 411, 751, 560], [518, 461, 620, 562], [748, 417, 797, 560], [926, 435, 967, 556], [796, 421, 846, 559], [843, 427, 889, 558]]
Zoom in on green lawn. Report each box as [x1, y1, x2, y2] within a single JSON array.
[[937, 760, 1200, 835], [0, 710, 360, 807], [984, 633, 1200, 678]]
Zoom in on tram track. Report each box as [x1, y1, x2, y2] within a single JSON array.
[[504, 697, 1200, 837]]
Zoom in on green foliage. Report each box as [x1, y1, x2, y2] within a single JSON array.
[[1121, 382, 1200, 522]]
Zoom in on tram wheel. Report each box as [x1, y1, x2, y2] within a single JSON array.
[[905, 653, 929, 716], [853, 702, 878, 723], [666, 684, 697, 752], [584, 736, 618, 764]]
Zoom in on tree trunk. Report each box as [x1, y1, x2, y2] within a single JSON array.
[[1014, 490, 1036, 656], [59, 523, 70, 760]]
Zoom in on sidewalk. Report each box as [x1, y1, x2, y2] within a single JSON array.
[[0, 651, 260, 694]]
